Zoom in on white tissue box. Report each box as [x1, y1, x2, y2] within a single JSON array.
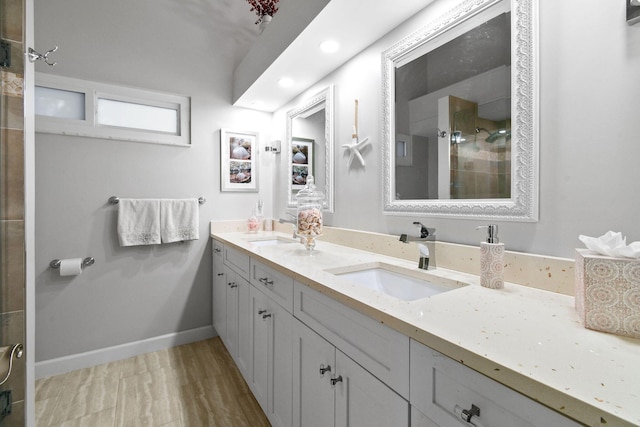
[[575, 249, 640, 339]]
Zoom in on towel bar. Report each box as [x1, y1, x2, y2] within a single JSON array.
[[108, 196, 206, 205]]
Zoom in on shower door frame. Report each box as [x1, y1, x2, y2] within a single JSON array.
[[24, 0, 36, 424]]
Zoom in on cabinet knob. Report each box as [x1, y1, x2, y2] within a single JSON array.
[[217, 273, 224, 276], [319, 364, 331, 376], [258, 309, 267, 315], [455, 404, 481, 424], [228, 282, 237, 288], [262, 312, 272, 319], [330, 375, 343, 386], [214, 248, 221, 253]]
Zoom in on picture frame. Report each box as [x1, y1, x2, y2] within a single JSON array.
[[220, 128, 259, 192], [291, 137, 314, 190]]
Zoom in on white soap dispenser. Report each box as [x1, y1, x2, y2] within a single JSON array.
[[476, 224, 504, 289]]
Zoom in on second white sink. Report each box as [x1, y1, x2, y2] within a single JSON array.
[[327, 262, 466, 301], [246, 236, 298, 247]]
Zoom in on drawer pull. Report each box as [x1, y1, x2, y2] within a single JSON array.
[[259, 277, 274, 286], [228, 282, 237, 288], [262, 312, 272, 319], [217, 273, 224, 276], [454, 404, 486, 427], [258, 309, 267, 315], [330, 375, 343, 386], [319, 364, 331, 376]]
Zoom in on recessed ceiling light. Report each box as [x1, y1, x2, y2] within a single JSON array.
[[320, 40, 340, 54], [278, 77, 294, 88]]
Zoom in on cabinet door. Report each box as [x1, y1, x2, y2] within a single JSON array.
[[335, 350, 409, 427], [267, 297, 293, 427], [249, 286, 270, 413], [212, 242, 226, 340], [236, 275, 252, 381], [250, 286, 294, 427], [224, 268, 239, 359], [293, 321, 336, 427]]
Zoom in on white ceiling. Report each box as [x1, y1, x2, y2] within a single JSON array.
[[232, 0, 435, 112]]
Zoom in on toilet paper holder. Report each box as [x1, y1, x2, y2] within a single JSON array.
[[49, 257, 95, 269]]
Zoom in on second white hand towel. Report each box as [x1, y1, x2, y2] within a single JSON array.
[[160, 199, 199, 243], [118, 199, 161, 246]]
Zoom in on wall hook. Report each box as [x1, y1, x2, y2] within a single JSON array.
[[27, 46, 58, 66]]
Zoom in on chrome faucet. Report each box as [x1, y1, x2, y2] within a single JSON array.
[[279, 214, 298, 238], [400, 222, 436, 270]]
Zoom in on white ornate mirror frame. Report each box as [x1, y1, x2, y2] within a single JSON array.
[[286, 85, 335, 212], [381, 0, 538, 221]]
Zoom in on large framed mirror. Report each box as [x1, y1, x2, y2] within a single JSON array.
[[287, 86, 335, 212], [382, 0, 538, 221]]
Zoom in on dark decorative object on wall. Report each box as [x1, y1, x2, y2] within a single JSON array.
[[628, 0, 640, 25], [246, 0, 280, 24]]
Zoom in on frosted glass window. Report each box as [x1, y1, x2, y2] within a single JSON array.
[[35, 86, 85, 120], [97, 98, 178, 134]]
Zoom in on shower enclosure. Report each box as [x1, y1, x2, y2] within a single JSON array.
[[1, 0, 27, 425]]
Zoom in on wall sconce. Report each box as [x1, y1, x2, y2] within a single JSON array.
[[628, 0, 640, 25], [265, 140, 281, 153]]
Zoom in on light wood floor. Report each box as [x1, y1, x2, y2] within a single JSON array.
[[35, 337, 271, 427]]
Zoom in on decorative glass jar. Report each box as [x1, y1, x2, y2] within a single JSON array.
[[296, 176, 324, 253]]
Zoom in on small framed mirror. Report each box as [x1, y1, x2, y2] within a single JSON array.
[[382, 0, 538, 221], [287, 86, 335, 212]]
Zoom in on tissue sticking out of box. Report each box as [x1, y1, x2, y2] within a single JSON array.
[[579, 231, 640, 259]]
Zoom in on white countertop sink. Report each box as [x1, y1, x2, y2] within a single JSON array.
[[245, 236, 298, 247], [326, 262, 466, 301]]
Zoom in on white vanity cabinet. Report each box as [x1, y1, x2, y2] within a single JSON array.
[[248, 282, 293, 427], [293, 321, 410, 427], [212, 238, 584, 427], [410, 340, 581, 427]]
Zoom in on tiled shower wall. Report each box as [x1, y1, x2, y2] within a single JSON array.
[[1, 0, 26, 425]]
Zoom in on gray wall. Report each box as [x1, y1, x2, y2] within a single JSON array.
[[34, 0, 272, 361], [274, 0, 640, 259]]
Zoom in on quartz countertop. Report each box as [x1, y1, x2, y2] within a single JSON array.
[[212, 231, 640, 427]]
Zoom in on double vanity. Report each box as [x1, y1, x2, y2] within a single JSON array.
[[211, 225, 639, 427]]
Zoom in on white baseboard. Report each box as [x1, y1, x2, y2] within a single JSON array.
[[35, 325, 217, 379]]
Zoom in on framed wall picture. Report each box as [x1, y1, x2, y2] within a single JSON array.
[[220, 129, 259, 192], [291, 137, 314, 190]]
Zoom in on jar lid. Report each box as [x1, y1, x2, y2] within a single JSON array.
[[296, 175, 325, 202]]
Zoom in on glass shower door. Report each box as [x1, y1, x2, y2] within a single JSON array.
[[1, 0, 27, 424]]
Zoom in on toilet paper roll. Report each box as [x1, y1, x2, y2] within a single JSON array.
[[59, 258, 83, 276]]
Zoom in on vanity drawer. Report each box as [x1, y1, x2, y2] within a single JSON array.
[[293, 281, 409, 399], [410, 340, 580, 427], [224, 245, 250, 279], [250, 259, 294, 312]]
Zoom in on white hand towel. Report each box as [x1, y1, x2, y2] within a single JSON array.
[[117, 199, 161, 246], [160, 199, 199, 243]]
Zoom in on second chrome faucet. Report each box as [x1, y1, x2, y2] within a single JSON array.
[[399, 222, 436, 270]]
